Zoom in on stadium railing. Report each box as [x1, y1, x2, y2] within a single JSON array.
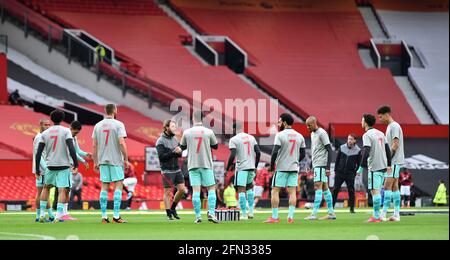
[[1, 0, 63, 52], [1, 0, 177, 109]]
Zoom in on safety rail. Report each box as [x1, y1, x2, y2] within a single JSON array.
[[1, 0, 63, 52], [1, 0, 178, 108]]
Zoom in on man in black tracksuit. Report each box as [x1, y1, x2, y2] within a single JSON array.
[[156, 120, 185, 220], [332, 134, 361, 213]]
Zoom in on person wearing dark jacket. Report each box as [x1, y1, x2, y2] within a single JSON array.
[[156, 120, 185, 220], [332, 134, 361, 213]]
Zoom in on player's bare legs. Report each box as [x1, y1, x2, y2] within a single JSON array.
[[387, 179, 401, 221], [237, 186, 248, 219], [36, 187, 53, 222], [192, 185, 202, 223], [287, 186, 297, 223], [264, 187, 280, 223], [382, 177, 394, 221], [38, 184, 54, 223], [54, 187, 67, 222], [206, 185, 219, 223], [112, 181, 126, 223], [369, 189, 382, 223], [305, 182, 323, 220], [100, 182, 110, 223], [62, 188, 76, 221], [319, 182, 336, 220], [35, 187, 43, 221], [246, 184, 255, 219]]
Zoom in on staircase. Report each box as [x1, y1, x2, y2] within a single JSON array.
[[358, 6, 436, 124], [158, 0, 304, 123]]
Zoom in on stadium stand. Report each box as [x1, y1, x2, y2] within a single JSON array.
[[169, 0, 420, 126], [82, 104, 165, 145], [8, 60, 94, 104], [0, 175, 166, 202], [24, 0, 166, 16], [17, 0, 284, 126], [6, 47, 112, 105], [0, 146, 27, 160], [0, 105, 148, 159], [372, 0, 449, 124]]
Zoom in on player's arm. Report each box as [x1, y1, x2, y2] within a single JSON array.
[[76, 152, 86, 164], [226, 148, 237, 172], [385, 143, 392, 167], [118, 124, 130, 169], [118, 137, 130, 168], [358, 146, 371, 174], [299, 147, 306, 163], [210, 132, 219, 150], [35, 142, 46, 175], [92, 138, 99, 170], [40, 156, 48, 172], [270, 145, 281, 172], [325, 144, 332, 170], [66, 139, 79, 171], [356, 150, 362, 169], [391, 138, 399, 159], [74, 139, 89, 158], [254, 144, 261, 169]]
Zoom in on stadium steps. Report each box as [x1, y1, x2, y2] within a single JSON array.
[[8, 60, 93, 104], [159, 0, 303, 122], [0, 17, 173, 123], [358, 6, 388, 38], [167, 0, 421, 126], [393, 76, 435, 124], [358, 48, 377, 69], [358, 4, 437, 125]]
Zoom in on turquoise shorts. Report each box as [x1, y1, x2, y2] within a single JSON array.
[[189, 168, 216, 187], [47, 168, 72, 188], [36, 174, 45, 188], [234, 170, 256, 187], [385, 164, 401, 179], [313, 167, 328, 183], [44, 170, 57, 187], [369, 171, 385, 190], [100, 165, 124, 183], [272, 171, 298, 188]]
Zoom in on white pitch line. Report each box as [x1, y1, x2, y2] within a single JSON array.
[[0, 209, 448, 216], [0, 232, 56, 240]]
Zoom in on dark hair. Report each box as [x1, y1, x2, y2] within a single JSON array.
[[105, 104, 117, 115], [71, 121, 82, 131], [50, 110, 65, 124], [377, 105, 391, 115], [280, 113, 294, 126], [349, 133, 357, 140], [192, 111, 203, 123], [363, 114, 376, 127], [163, 119, 173, 130]]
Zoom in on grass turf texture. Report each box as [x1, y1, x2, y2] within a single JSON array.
[[0, 209, 448, 240]]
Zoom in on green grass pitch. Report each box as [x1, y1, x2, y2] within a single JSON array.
[[0, 209, 448, 240]]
